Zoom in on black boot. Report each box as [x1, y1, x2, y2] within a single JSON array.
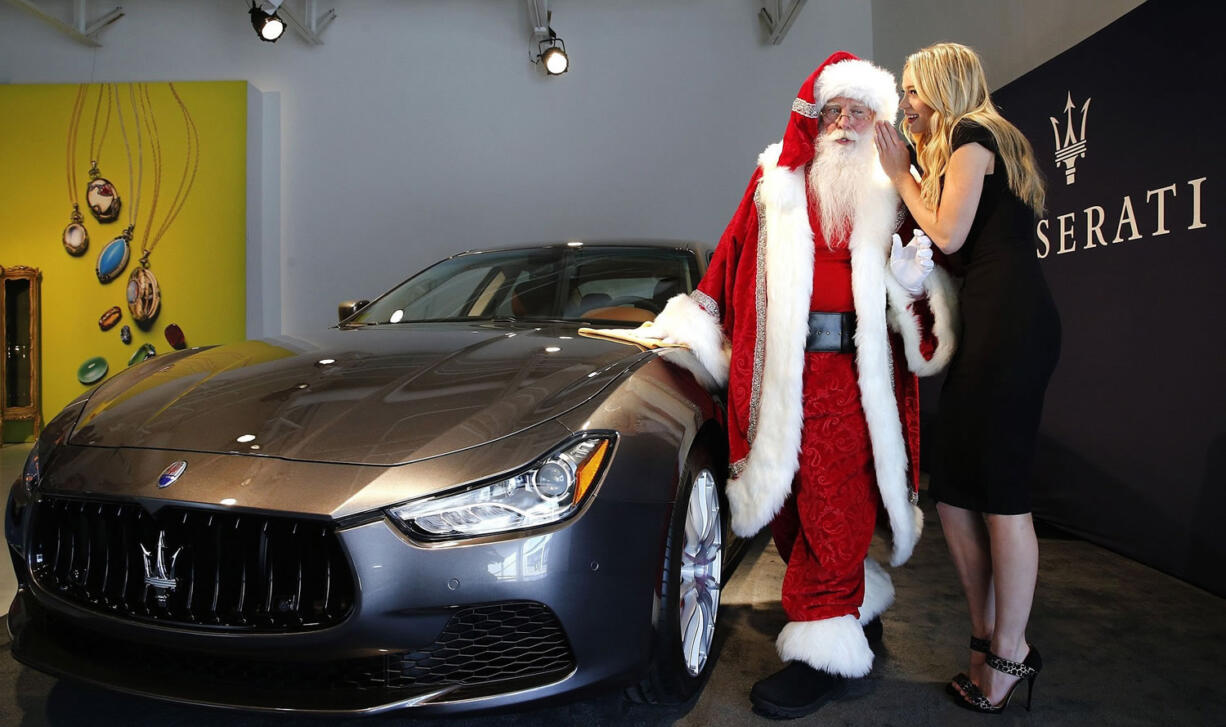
[[862, 616, 884, 645], [750, 661, 849, 719]]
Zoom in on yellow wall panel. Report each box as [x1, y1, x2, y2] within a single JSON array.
[[0, 82, 247, 439]]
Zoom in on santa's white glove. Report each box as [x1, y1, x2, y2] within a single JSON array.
[[890, 229, 934, 297]]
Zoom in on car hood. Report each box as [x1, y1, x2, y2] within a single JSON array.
[[70, 322, 650, 466]]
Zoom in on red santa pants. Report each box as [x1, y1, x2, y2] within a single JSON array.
[[770, 351, 878, 622]]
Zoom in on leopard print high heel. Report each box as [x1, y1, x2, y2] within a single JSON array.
[[944, 635, 990, 697], [955, 645, 1043, 714]]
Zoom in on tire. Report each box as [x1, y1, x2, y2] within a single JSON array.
[[626, 444, 726, 705]]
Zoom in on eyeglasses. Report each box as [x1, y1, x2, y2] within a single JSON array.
[[819, 105, 873, 123]]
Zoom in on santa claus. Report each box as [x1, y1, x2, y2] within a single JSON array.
[[635, 51, 958, 717]]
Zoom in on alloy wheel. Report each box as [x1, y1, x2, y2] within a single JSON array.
[[678, 468, 722, 677]]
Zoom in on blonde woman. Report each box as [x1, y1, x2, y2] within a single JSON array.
[[873, 42, 1060, 714]]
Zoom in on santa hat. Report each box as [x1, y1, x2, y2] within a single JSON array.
[[778, 51, 900, 170]]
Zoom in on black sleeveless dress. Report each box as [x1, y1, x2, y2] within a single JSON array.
[[928, 121, 1061, 515]]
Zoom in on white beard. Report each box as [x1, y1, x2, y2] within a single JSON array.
[[810, 128, 880, 246]]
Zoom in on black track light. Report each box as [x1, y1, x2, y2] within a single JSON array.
[[250, 1, 286, 43], [535, 28, 569, 76]]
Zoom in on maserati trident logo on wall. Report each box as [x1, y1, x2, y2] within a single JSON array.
[[1050, 92, 1091, 185], [141, 531, 182, 606], [157, 460, 187, 488]]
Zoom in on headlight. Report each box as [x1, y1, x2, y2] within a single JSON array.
[[388, 435, 614, 540], [20, 399, 87, 493], [21, 441, 42, 491]]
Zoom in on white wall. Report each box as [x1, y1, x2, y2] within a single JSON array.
[[246, 84, 281, 339], [0, 0, 873, 334], [871, 0, 1146, 90]]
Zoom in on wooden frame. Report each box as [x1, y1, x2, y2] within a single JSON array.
[[0, 265, 43, 440]]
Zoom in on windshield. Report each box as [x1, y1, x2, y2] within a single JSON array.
[[351, 246, 700, 325]]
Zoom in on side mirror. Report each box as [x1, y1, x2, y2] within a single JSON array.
[[338, 299, 371, 322]]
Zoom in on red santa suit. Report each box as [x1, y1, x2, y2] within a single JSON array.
[[645, 53, 958, 678]]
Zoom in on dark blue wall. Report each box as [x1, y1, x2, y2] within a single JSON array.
[[988, 0, 1226, 596]]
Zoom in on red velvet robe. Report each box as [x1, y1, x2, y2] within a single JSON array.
[[656, 144, 956, 554], [647, 142, 959, 676]]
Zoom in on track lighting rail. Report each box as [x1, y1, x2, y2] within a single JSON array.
[[4, 0, 123, 47], [277, 0, 335, 46], [759, 0, 807, 46]]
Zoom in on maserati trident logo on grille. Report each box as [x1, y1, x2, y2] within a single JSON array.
[[141, 531, 182, 606], [158, 460, 188, 488]]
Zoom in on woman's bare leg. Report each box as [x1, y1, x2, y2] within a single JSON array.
[[980, 512, 1038, 704], [936, 502, 995, 688]]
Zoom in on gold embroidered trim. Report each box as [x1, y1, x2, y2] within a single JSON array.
[[748, 184, 768, 445], [691, 289, 720, 319]]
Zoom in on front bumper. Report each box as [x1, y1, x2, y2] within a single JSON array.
[[7, 492, 672, 715]]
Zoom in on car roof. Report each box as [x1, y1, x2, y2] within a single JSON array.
[[449, 239, 711, 259]]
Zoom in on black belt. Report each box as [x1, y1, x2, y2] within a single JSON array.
[[805, 311, 856, 353]]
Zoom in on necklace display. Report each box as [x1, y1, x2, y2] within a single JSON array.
[[126, 83, 199, 324], [63, 84, 89, 255], [96, 84, 142, 284], [84, 84, 122, 224]]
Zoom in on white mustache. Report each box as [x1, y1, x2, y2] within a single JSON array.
[[825, 128, 859, 142]]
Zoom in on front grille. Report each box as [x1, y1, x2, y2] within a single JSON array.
[[33, 601, 575, 710], [27, 497, 355, 632]]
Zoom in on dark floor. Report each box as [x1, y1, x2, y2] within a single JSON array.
[[3, 491, 1225, 727]]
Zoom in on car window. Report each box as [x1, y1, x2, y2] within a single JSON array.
[[491, 266, 562, 318], [400, 266, 490, 319], [354, 249, 561, 323], [466, 270, 506, 315], [562, 249, 695, 318], [352, 246, 698, 324]]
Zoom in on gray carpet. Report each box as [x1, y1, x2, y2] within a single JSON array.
[[3, 493, 1225, 726]]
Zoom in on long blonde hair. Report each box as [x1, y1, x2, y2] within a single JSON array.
[[903, 42, 1045, 214]]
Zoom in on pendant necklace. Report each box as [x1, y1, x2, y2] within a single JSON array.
[[127, 82, 199, 324], [62, 84, 89, 255], [84, 83, 122, 224], [96, 83, 142, 284]]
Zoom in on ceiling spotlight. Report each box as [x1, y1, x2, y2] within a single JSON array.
[[534, 28, 569, 76], [541, 44, 568, 75], [250, 1, 286, 43]]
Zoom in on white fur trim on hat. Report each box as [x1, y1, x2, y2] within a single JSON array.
[[816, 59, 899, 126], [777, 615, 874, 678]]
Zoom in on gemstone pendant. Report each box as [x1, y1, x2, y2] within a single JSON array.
[[98, 305, 122, 331], [77, 356, 109, 385], [63, 221, 89, 256], [128, 342, 156, 366], [86, 176, 122, 223], [164, 323, 186, 350], [126, 266, 161, 323], [96, 235, 131, 283]]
